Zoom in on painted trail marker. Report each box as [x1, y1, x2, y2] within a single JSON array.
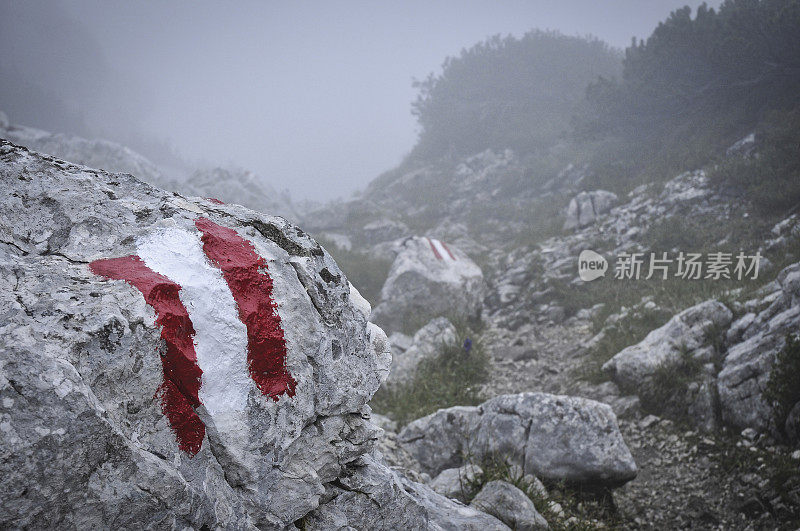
[[426, 237, 457, 261], [89, 218, 296, 455]]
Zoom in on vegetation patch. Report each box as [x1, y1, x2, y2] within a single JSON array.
[[461, 457, 624, 530], [370, 320, 489, 427], [576, 304, 672, 384], [764, 334, 800, 437], [709, 108, 800, 217], [638, 345, 706, 419]]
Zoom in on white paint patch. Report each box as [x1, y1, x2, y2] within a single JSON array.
[[429, 238, 455, 262], [137, 227, 252, 416]]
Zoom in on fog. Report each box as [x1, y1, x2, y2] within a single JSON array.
[[0, 0, 721, 201]]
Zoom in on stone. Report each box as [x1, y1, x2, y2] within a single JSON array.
[[399, 393, 637, 488], [470, 480, 548, 530], [726, 132, 756, 157], [430, 464, 483, 502], [640, 415, 661, 429], [719, 263, 800, 434], [507, 465, 548, 498], [0, 139, 483, 529], [602, 300, 732, 393], [563, 190, 618, 230], [304, 455, 509, 530], [370, 236, 484, 334], [687, 378, 719, 433], [397, 406, 481, 475], [387, 317, 457, 384]]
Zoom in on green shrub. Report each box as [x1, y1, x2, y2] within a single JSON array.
[[708, 107, 800, 217]]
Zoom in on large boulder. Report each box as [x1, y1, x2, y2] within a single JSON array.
[[719, 262, 800, 433], [471, 480, 548, 530], [562, 190, 618, 231], [602, 300, 732, 393], [371, 236, 484, 334], [0, 140, 493, 528], [399, 393, 637, 488]]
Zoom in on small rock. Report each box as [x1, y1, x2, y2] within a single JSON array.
[[430, 465, 483, 502], [640, 414, 661, 429], [741, 428, 758, 441], [471, 480, 548, 530]]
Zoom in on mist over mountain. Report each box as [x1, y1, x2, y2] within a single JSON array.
[[3, 1, 800, 528]]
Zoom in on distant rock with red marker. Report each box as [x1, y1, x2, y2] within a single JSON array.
[[371, 236, 484, 334], [0, 140, 502, 529]]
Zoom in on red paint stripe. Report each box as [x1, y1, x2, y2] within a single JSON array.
[[440, 241, 457, 261], [427, 237, 443, 260], [194, 218, 297, 400], [89, 256, 205, 455]]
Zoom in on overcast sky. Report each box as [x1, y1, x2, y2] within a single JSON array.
[[1, 0, 721, 201]]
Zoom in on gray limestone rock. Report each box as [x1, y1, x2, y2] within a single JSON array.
[[399, 393, 636, 488], [470, 480, 548, 530], [563, 190, 618, 230], [303, 455, 508, 530], [0, 139, 399, 528], [430, 464, 483, 502], [719, 262, 800, 433], [602, 300, 732, 393], [371, 236, 483, 334]]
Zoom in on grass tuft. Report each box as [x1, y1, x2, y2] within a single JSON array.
[[370, 319, 489, 427]]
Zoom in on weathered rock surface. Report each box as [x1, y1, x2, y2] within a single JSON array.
[[0, 114, 299, 222], [602, 300, 732, 392], [718, 262, 800, 433], [0, 140, 492, 529], [470, 480, 548, 530], [303, 455, 508, 530], [387, 317, 457, 384], [563, 190, 618, 230], [399, 393, 636, 488], [397, 405, 481, 476], [371, 236, 484, 334], [430, 464, 483, 502]]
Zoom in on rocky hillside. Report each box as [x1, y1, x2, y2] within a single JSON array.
[[3, 2, 800, 527], [302, 129, 799, 526]]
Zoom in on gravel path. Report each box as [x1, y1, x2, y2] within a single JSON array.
[[484, 318, 800, 529]]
